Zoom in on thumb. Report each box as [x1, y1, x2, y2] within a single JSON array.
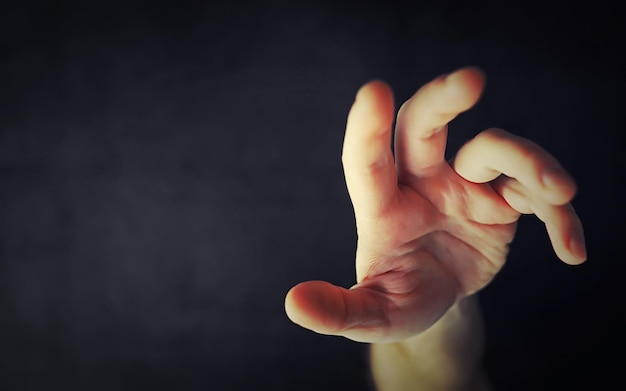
[[285, 280, 388, 342]]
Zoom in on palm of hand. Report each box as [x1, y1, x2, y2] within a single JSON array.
[[286, 68, 585, 343], [354, 163, 517, 342]]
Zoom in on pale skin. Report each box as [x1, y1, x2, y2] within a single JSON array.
[[285, 67, 586, 389]]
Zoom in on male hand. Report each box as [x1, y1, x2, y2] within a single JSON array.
[[285, 68, 586, 343]]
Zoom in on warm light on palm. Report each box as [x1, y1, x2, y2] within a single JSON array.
[[286, 68, 586, 343]]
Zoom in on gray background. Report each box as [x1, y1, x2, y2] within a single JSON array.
[[1, 0, 624, 390]]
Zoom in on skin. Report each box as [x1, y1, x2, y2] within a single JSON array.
[[285, 67, 586, 344]]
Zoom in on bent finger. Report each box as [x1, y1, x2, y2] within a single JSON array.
[[530, 200, 587, 264], [492, 176, 586, 264], [453, 128, 577, 206]]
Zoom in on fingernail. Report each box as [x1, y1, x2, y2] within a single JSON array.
[[569, 231, 587, 261], [542, 166, 566, 188], [438, 72, 451, 81]]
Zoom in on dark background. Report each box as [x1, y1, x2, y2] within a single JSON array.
[[1, 1, 624, 390]]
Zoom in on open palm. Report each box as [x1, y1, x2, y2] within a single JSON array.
[[286, 68, 586, 343]]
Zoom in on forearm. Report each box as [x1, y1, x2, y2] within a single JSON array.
[[370, 295, 491, 391]]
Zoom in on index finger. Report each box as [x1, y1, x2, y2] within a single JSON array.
[[342, 80, 397, 218]]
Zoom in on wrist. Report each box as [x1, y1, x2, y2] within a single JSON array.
[[370, 295, 487, 391], [396, 295, 485, 357]]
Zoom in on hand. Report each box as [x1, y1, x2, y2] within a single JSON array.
[[285, 68, 586, 343]]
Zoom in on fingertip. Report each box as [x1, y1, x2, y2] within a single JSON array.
[[284, 285, 299, 322], [284, 281, 347, 335], [356, 79, 392, 100], [354, 80, 395, 117], [542, 166, 578, 205], [450, 66, 486, 86], [561, 253, 587, 266], [567, 231, 587, 265], [284, 282, 313, 328], [347, 80, 396, 144], [444, 67, 486, 109], [552, 229, 587, 266]]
